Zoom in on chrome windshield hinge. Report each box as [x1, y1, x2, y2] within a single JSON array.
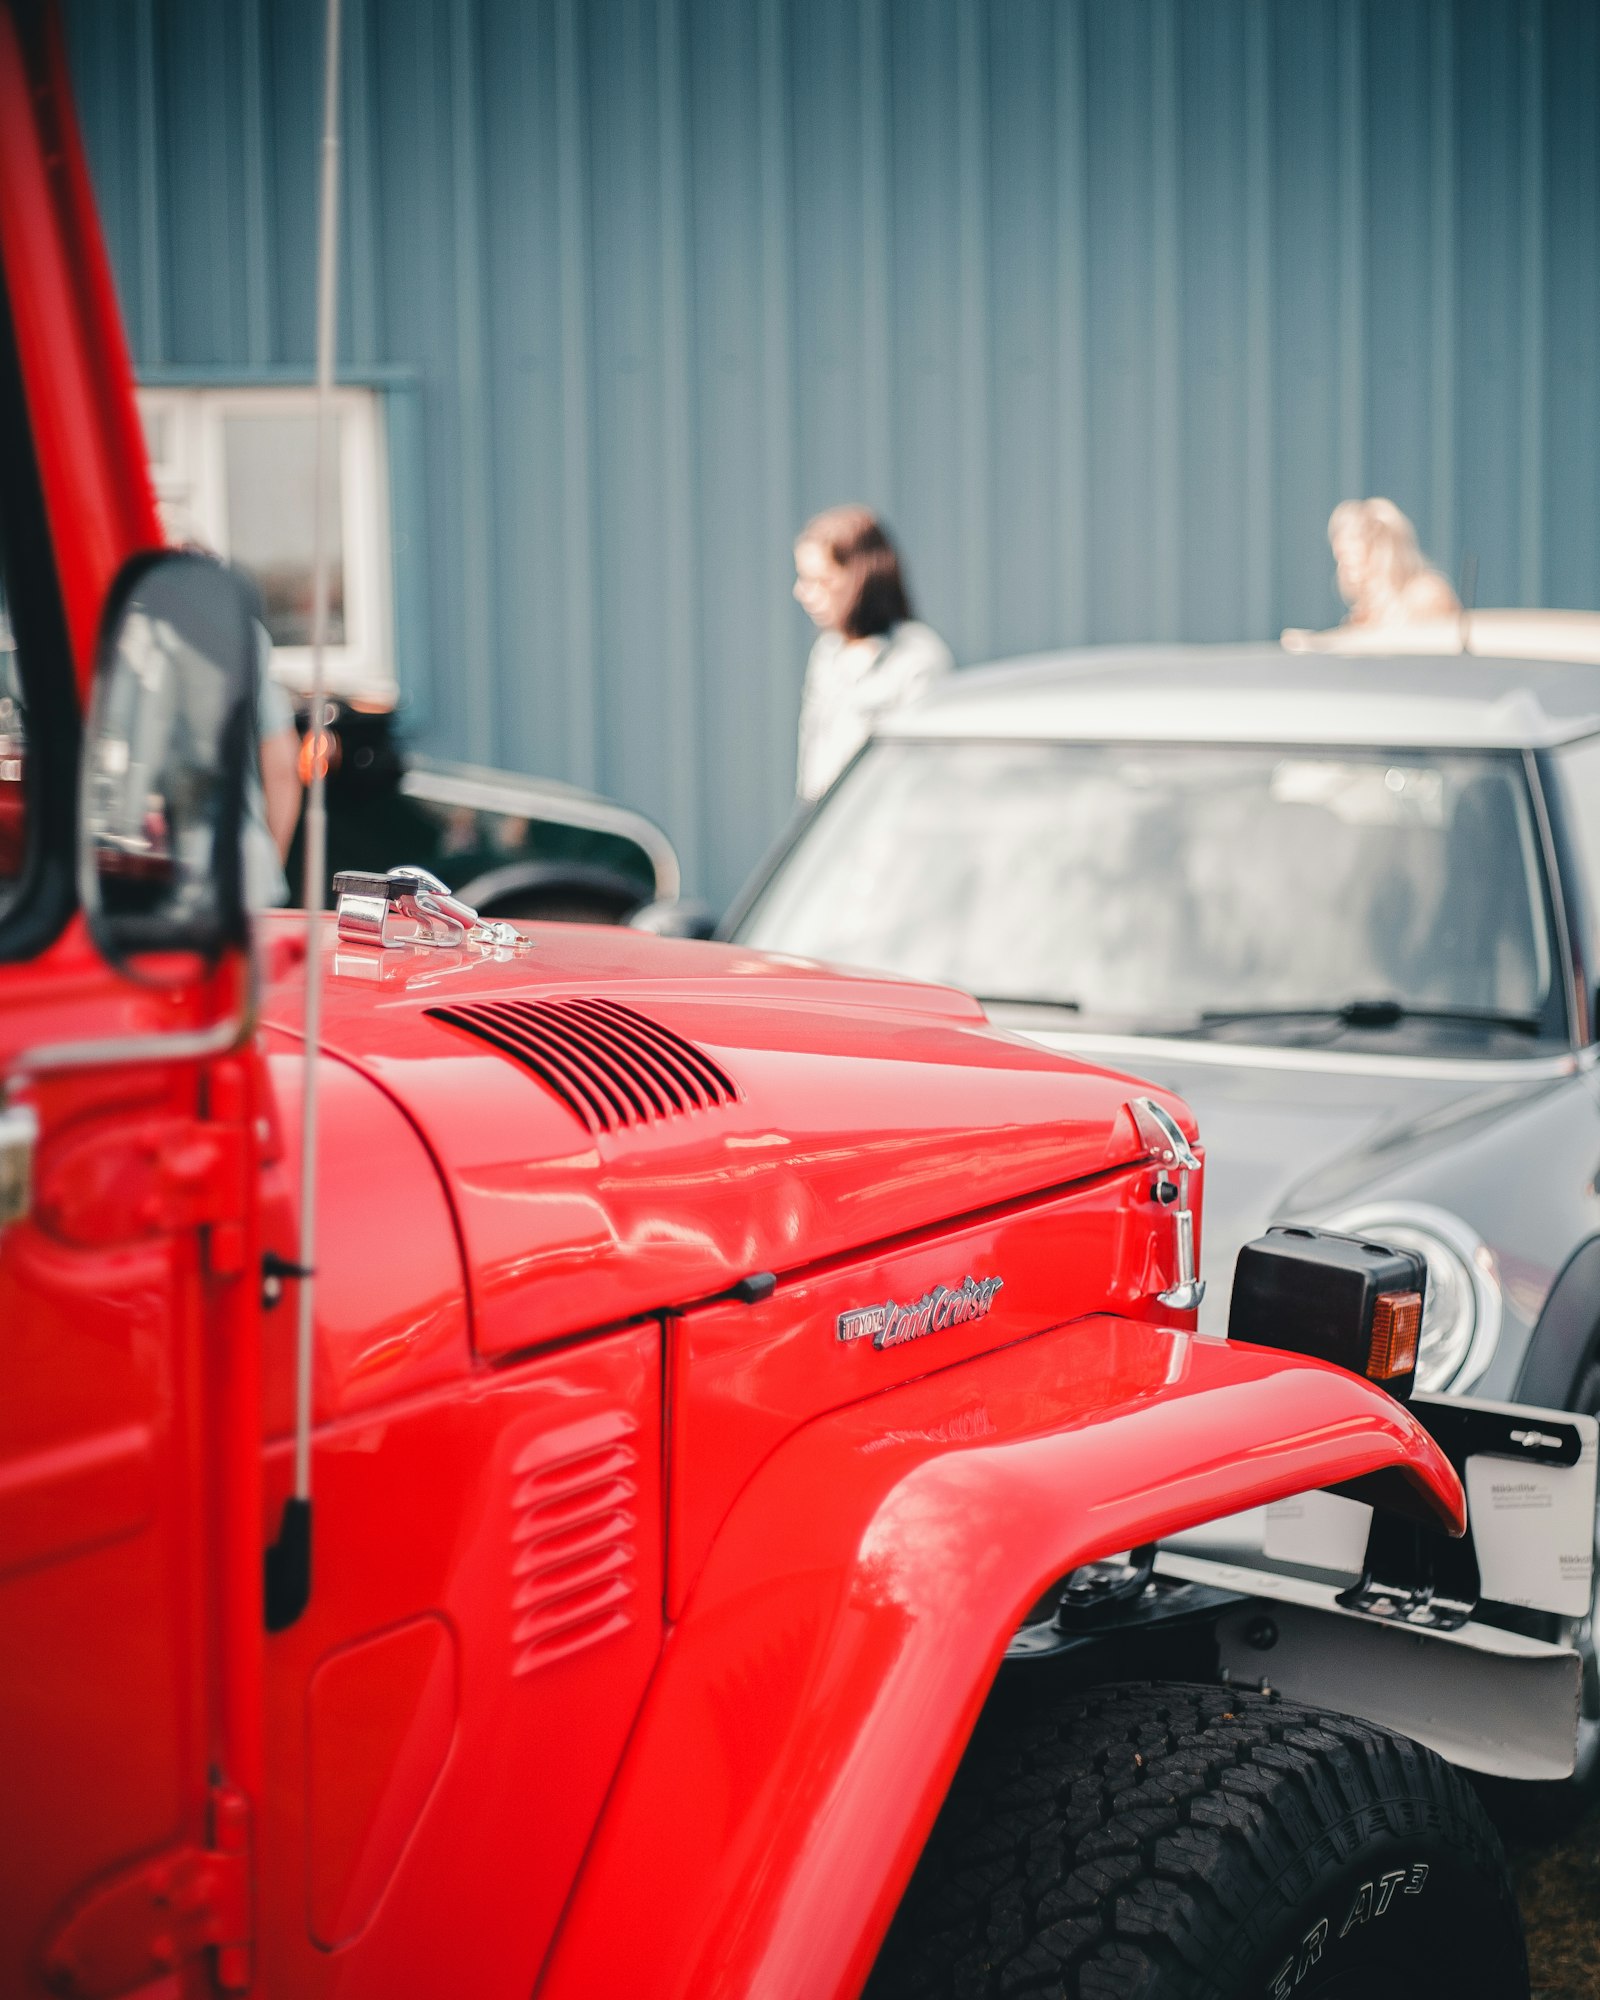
[[1128, 1096, 1206, 1312], [333, 866, 530, 952]]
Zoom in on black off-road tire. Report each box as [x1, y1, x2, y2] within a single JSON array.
[[866, 1681, 1526, 2000]]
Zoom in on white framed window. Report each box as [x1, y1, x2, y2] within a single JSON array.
[[136, 385, 395, 706]]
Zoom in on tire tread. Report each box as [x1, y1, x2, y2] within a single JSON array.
[[864, 1681, 1523, 2000]]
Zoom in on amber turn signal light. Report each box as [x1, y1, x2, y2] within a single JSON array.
[[1367, 1290, 1422, 1383], [1228, 1225, 1429, 1399]]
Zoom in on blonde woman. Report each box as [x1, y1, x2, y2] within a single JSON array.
[[1328, 497, 1459, 625], [1280, 496, 1456, 652]]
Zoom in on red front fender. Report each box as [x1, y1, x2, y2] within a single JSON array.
[[538, 1315, 1461, 2000]]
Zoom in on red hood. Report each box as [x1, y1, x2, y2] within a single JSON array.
[[258, 917, 1194, 1355]]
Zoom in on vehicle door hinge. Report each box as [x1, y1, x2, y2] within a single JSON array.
[[41, 1783, 253, 1999]]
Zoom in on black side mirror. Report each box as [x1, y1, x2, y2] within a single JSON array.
[[82, 551, 257, 976], [628, 896, 718, 941]]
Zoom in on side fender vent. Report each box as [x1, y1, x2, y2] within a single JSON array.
[[426, 995, 739, 1135], [510, 1419, 640, 1675]]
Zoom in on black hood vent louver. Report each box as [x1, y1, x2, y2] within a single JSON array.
[[426, 996, 740, 1135]]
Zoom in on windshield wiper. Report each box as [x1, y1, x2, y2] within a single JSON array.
[[1188, 999, 1543, 1037], [975, 995, 1082, 1013]]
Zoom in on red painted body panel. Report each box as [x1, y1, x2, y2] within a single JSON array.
[[256, 1031, 470, 1432], [0, 1050, 264, 2000], [259, 913, 1196, 1358], [666, 1163, 1190, 1617], [256, 1321, 664, 2000], [306, 1614, 458, 1949], [542, 1318, 1462, 2000]]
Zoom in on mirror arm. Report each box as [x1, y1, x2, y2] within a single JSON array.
[[12, 1012, 247, 1077], [9, 944, 258, 1077]]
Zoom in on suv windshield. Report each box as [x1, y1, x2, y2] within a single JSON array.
[[735, 740, 1561, 1045]]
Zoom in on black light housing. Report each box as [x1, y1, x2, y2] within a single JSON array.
[[1228, 1225, 1428, 1400]]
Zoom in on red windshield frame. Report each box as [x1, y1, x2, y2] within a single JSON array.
[[0, 0, 161, 699]]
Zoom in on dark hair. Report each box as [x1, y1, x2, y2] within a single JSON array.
[[796, 504, 912, 639]]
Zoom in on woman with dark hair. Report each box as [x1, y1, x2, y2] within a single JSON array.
[[793, 504, 953, 800]]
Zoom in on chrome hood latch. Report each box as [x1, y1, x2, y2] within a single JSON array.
[[1127, 1096, 1205, 1312], [333, 866, 531, 952]]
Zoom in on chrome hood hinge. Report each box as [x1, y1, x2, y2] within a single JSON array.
[[1127, 1095, 1206, 1312]]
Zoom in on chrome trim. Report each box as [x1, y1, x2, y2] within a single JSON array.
[[13, 1014, 248, 1075], [1322, 1200, 1504, 1395], [1128, 1095, 1200, 1171], [400, 757, 682, 901], [836, 1275, 1004, 1350], [1159, 1262, 1205, 1315], [993, 1018, 1580, 1085], [1128, 1096, 1205, 1312], [333, 865, 529, 952]]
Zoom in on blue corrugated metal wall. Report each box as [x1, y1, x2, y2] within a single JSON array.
[[65, 0, 1600, 903]]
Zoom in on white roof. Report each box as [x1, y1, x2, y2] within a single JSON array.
[[879, 636, 1600, 752]]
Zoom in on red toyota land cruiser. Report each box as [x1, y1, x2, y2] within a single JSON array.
[[0, 6, 1528, 1998]]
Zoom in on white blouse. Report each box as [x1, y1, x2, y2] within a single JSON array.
[[796, 620, 954, 801]]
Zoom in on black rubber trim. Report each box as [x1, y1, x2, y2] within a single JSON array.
[[263, 1495, 312, 1631], [1532, 745, 1600, 1046], [1514, 1233, 1600, 1411]]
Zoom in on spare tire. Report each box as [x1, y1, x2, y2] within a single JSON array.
[[866, 1681, 1526, 2000]]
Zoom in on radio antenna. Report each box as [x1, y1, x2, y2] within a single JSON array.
[[266, 0, 341, 1632]]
